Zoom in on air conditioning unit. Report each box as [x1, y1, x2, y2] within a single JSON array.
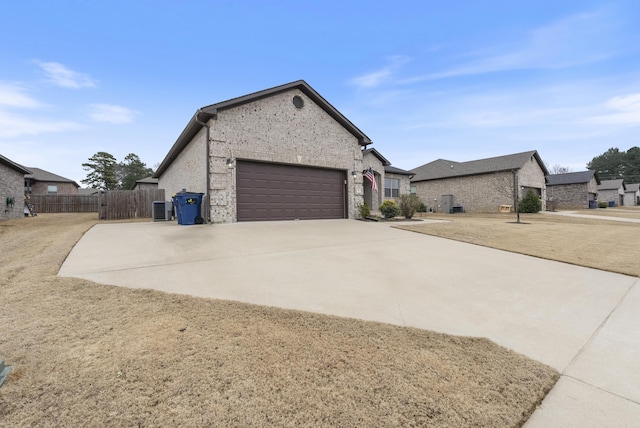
[[153, 201, 172, 221]]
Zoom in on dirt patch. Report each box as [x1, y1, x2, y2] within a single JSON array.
[[401, 211, 640, 277], [0, 214, 558, 427]]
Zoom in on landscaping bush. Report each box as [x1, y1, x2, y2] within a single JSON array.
[[379, 200, 401, 219], [418, 202, 427, 213], [598, 200, 608, 208], [358, 201, 370, 218], [518, 190, 542, 213], [398, 194, 423, 219]]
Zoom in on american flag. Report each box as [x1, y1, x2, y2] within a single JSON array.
[[364, 167, 377, 192]]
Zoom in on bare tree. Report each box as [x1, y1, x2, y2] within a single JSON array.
[[548, 164, 572, 174]]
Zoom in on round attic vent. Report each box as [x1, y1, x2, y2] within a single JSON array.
[[292, 95, 304, 109]]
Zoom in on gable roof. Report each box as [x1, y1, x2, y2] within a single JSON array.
[[598, 179, 625, 191], [546, 170, 600, 186], [0, 154, 31, 174], [384, 165, 415, 176], [25, 167, 80, 187], [411, 150, 547, 182], [362, 148, 391, 166], [130, 176, 159, 189], [155, 80, 372, 178], [626, 183, 640, 192]]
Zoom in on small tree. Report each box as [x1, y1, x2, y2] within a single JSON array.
[[357, 201, 370, 218], [398, 194, 422, 219], [379, 200, 401, 219], [518, 190, 542, 213], [117, 153, 154, 189]]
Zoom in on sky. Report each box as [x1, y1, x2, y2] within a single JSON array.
[[1, 0, 640, 185]]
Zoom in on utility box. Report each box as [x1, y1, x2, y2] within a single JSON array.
[[152, 201, 172, 221], [441, 194, 453, 214]]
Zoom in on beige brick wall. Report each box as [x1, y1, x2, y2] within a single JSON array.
[[30, 181, 78, 195], [163, 88, 365, 223], [547, 178, 598, 209], [413, 160, 546, 213], [1, 163, 25, 220]]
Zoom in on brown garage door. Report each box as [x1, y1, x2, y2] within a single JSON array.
[[237, 161, 346, 221]]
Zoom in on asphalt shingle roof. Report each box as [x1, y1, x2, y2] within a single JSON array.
[[25, 167, 79, 187], [384, 165, 415, 176], [0, 154, 31, 174], [411, 150, 546, 182], [598, 179, 625, 191], [546, 170, 599, 186]]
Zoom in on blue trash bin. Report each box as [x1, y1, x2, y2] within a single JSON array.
[[588, 200, 596, 209], [608, 201, 615, 207], [172, 192, 204, 225]]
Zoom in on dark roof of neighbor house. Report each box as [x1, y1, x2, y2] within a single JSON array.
[[78, 188, 100, 196], [546, 170, 600, 186], [362, 148, 391, 166], [384, 165, 415, 176], [598, 179, 625, 191], [0, 154, 31, 174], [626, 183, 640, 192], [25, 167, 80, 187], [411, 150, 548, 183], [154, 80, 373, 178], [130, 176, 159, 189]]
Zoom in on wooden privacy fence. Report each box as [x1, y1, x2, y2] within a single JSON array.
[[30, 195, 99, 213], [98, 189, 166, 220]]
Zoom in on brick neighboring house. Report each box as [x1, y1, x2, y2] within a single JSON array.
[[154, 80, 377, 223], [598, 179, 625, 207], [131, 177, 159, 190], [361, 148, 414, 213], [623, 183, 639, 206], [1, 154, 31, 221], [411, 150, 548, 213], [25, 168, 79, 195], [546, 170, 600, 210]]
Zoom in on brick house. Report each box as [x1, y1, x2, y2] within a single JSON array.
[[1, 154, 31, 221], [25, 168, 79, 195], [546, 170, 600, 209], [154, 80, 379, 223], [598, 179, 625, 207], [361, 148, 414, 213], [623, 183, 639, 206], [411, 151, 548, 213], [131, 177, 159, 190]]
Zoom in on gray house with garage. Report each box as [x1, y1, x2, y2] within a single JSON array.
[[598, 179, 625, 207], [410, 150, 548, 213], [154, 80, 380, 223], [623, 183, 639, 206]]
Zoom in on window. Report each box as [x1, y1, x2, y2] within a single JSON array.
[[384, 178, 399, 198], [47, 185, 58, 195], [410, 186, 417, 195]]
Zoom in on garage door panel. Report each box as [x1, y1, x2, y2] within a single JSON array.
[[237, 161, 345, 221]]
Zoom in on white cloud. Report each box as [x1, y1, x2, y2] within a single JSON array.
[[401, 10, 620, 83], [583, 93, 640, 126], [350, 56, 410, 88], [0, 83, 43, 108], [35, 61, 97, 89], [0, 110, 81, 138], [88, 104, 138, 124]]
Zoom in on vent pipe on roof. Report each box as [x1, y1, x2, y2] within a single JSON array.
[[195, 110, 211, 224]]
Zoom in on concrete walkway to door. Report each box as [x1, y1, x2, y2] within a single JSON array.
[[59, 219, 640, 427]]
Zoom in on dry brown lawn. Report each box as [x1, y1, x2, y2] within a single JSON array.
[[0, 214, 559, 427], [402, 210, 640, 278]]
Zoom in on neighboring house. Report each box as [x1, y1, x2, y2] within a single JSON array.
[[25, 167, 79, 195], [154, 80, 374, 223], [623, 183, 639, 206], [78, 188, 100, 196], [0, 154, 31, 221], [598, 179, 625, 207], [546, 170, 600, 210], [131, 176, 159, 190], [411, 150, 548, 213], [361, 148, 414, 212]]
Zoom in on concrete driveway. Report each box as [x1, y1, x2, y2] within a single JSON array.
[[59, 219, 640, 427]]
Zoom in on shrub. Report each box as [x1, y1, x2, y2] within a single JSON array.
[[418, 202, 427, 213], [598, 200, 608, 208], [398, 194, 422, 219], [379, 200, 401, 219], [358, 201, 370, 218], [518, 190, 542, 213]]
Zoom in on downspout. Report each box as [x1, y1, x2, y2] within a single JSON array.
[[195, 110, 211, 224]]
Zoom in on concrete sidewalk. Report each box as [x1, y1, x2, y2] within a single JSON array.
[[59, 219, 640, 427]]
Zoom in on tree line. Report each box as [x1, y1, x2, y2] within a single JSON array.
[[587, 146, 640, 182], [81, 152, 154, 190]]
